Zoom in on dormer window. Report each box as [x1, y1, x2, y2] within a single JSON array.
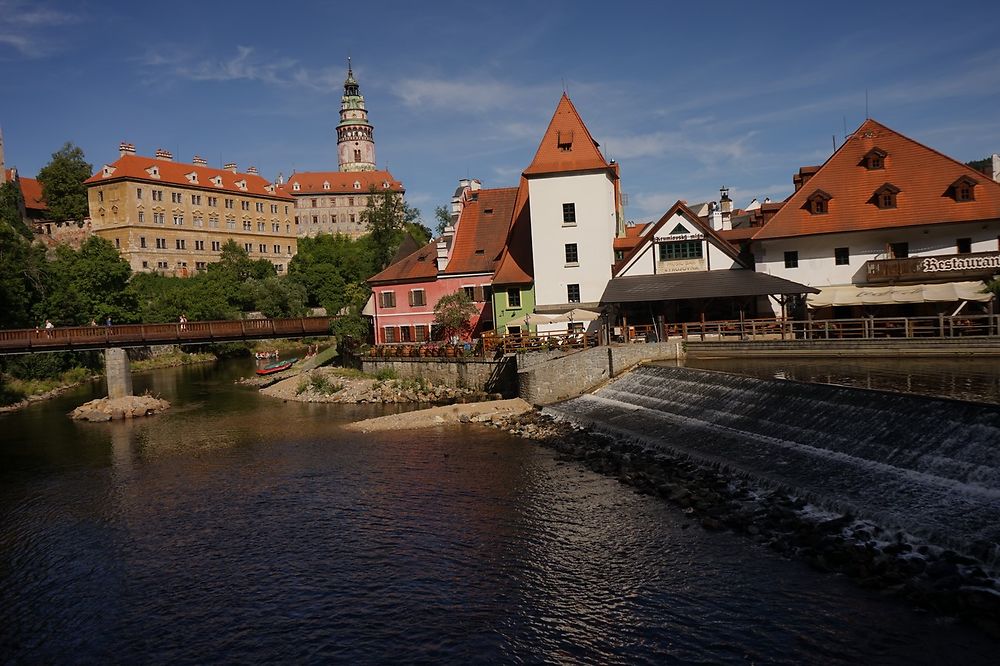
[[211, 176, 223, 187], [805, 189, 832, 215], [353, 181, 361, 189], [186, 172, 198, 184], [146, 165, 160, 178], [873, 183, 900, 209], [323, 181, 330, 190], [950, 176, 978, 202], [557, 130, 573, 151], [102, 165, 116, 177], [293, 182, 300, 191], [382, 181, 389, 189], [235, 179, 247, 191], [863, 147, 887, 170]]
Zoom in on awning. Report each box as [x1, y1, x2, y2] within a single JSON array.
[[601, 270, 818, 305], [548, 308, 600, 323], [807, 281, 992, 308], [361, 294, 375, 317]]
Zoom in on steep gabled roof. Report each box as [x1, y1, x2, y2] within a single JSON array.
[[18, 176, 46, 211], [492, 178, 534, 286], [613, 201, 745, 276], [367, 239, 439, 285], [84, 154, 292, 200], [443, 186, 518, 275], [281, 170, 403, 195], [754, 118, 1000, 241], [523, 93, 609, 176]]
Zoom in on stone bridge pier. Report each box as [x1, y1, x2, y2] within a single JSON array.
[[104, 348, 133, 399]]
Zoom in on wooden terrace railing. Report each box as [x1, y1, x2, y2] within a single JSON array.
[[0, 317, 333, 354], [483, 330, 600, 355], [678, 314, 1000, 341]]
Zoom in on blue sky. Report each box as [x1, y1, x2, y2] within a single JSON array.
[[2, 0, 999, 224]]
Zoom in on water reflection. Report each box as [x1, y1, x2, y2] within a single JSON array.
[[685, 356, 1000, 404]]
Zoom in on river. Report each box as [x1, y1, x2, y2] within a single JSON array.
[[1, 358, 997, 663]]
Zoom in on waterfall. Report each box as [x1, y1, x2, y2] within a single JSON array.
[[551, 365, 1000, 555]]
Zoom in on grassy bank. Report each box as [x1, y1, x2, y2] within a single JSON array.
[[131, 350, 215, 373], [0, 367, 96, 407]]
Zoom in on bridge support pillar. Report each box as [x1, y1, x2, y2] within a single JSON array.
[[104, 348, 133, 399]]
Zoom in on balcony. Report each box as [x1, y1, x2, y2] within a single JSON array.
[[865, 251, 1000, 284]]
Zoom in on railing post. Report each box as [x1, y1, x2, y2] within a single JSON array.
[[938, 314, 945, 338]]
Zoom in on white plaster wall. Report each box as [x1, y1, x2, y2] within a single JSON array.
[[527, 171, 616, 308]]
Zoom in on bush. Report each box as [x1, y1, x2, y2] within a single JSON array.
[[373, 368, 397, 381], [309, 374, 343, 395]]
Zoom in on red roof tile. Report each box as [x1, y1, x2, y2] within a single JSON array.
[[754, 119, 1000, 241], [18, 176, 46, 211], [523, 93, 610, 176], [492, 178, 534, 286], [443, 187, 518, 275], [282, 170, 403, 195], [84, 154, 292, 200], [368, 239, 439, 285], [613, 223, 649, 250]]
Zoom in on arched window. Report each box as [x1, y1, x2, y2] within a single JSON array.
[[354, 149, 361, 162]]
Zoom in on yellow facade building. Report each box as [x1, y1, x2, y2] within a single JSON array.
[[85, 144, 297, 275]]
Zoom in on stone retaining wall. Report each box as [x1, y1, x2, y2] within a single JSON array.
[[518, 341, 684, 405], [361, 357, 516, 394], [686, 338, 1000, 357]]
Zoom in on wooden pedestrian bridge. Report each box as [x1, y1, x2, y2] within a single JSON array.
[[0, 317, 334, 355]]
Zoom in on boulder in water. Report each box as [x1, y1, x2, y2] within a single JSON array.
[[70, 395, 170, 422]]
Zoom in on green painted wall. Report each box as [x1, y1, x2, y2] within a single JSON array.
[[492, 285, 536, 333]]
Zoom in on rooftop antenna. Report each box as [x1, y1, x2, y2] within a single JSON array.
[[832, 134, 837, 152]]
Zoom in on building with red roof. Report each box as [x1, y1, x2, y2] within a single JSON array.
[[752, 118, 1000, 318], [85, 143, 296, 276]]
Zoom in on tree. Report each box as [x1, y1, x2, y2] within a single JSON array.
[[433, 205, 452, 237], [0, 181, 29, 238], [362, 186, 427, 270], [288, 233, 374, 314], [0, 214, 46, 328], [37, 236, 137, 325], [37, 143, 92, 222], [966, 157, 993, 174], [433, 290, 478, 342]]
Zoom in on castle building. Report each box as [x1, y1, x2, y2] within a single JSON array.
[[285, 60, 404, 239], [85, 144, 296, 276]]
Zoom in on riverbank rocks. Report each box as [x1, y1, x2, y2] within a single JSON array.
[[259, 368, 496, 405], [70, 395, 171, 422], [485, 409, 1000, 639]]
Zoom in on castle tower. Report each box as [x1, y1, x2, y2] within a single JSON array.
[[337, 58, 376, 172]]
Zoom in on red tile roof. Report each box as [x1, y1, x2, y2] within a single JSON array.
[[84, 154, 292, 200], [443, 186, 518, 275], [368, 239, 439, 285], [523, 93, 610, 176], [492, 178, 534, 286], [282, 170, 403, 195], [18, 176, 47, 211], [613, 222, 649, 250], [754, 119, 1000, 240]]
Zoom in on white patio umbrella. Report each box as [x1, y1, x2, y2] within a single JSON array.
[[523, 312, 558, 326], [549, 308, 600, 323]]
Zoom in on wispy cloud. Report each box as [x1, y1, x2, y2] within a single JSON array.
[[602, 129, 757, 165], [393, 78, 533, 113], [0, 0, 79, 58]]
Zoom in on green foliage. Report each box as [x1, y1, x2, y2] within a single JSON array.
[[362, 187, 426, 270], [330, 308, 370, 345], [0, 211, 47, 328], [36, 142, 92, 222], [433, 290, 478, 341], [434, 205, 451, 237], [288, 233, 373, 313], [35, 236, 137, 326], [308, 373, 343, 395], [0, 181, 29, 237], [251, 276, 308, 318], [373, 368, 397, 381], [1, 351, 99, 380], [0, 379, 25, 406], [966, 157, 992, 174]]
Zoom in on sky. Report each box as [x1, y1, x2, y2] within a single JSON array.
[[2, 0, 999, 225]]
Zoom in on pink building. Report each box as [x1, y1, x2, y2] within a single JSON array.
[[368, 184, 518, 344]]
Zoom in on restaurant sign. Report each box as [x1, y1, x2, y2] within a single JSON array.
[[867, 251, 1000, 283], [920, 254, 1000, 272]]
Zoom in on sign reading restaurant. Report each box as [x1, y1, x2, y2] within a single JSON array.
[[867, 251, 1000, 283]]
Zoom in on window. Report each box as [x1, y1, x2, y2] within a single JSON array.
[[171, 192, 182, 203], [155, 237, 166, 249], [138, 211, 145, 224], [191, 194, 202, 205], [379, 291, 396, 308], [273, 244, 280, 253], [173, 215, 183, 226], [312, 216, 318, 225], [951, 176, 978, 202], [482, 285, 493, 307], [784, 251, 799, 269], [354, 149, 361, 162], [834, 247, 850, 265], [890, 242, 908, 259], [258, 243, 266, 253], [241, 201, 250, 211], [243, 221, 252, 231], [142, 261, 148, 269], [157, 261, 168, 269], [136, 188, 143, 200], [863, 148, 887, 170], [874, 184, 900, 209], [271, 204, 278, 214], [415, 325, 428, 342], [208, 196, 218, 207], [409, 289, 426, 306], [258, 221, 265, 232], [194, 240, 204, 250], [562, 203, 576, 224], [152, 190, 163, 201], [175, 239, 186, 250], [244, 243, 253, 253], [957, 238, 972, 254], [225, 198, 234, 209], [154, 212, 165, 224], [195, 261, 206, 270], [194, 215, 203, 227], [463, 286, 476, 301], [383, 327, 396, 343], [399, 326, 412, 343], [140, 236, 147, 248], [312, 198, 318, 208], [565, 243, 579, 265], [348, 197, 354, 207], [567, 284, 581, 303], [507, 325, 521, 335], [114, 237, 119, 248], [211, 241, 221, 251], [807, 190, 831, 215], [97, 190, 104, 203], [349, 214, 356, 224], [256, 202, 264, 213], [659, 240, 703, 260], [507, 288, 521, 309]]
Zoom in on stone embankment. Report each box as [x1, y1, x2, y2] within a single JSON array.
[[484, 409, 1000, 638], [345, 398, 533, 432], [259, 367, 500, 405], [70, 394, 171, 422]]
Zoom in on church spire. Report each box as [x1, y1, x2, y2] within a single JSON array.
[[337, 58, 375, 172]]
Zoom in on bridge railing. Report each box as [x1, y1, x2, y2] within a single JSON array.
[[0, 317, 333, 353]]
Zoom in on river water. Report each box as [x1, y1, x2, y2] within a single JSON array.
[[1, 359, 997, 663]]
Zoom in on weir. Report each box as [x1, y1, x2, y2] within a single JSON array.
[[550, 365, 1000, 560]]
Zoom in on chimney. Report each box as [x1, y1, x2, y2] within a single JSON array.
[[277, 171, 284, 185], [154, 148, 173, 161], [436, 238, 451, 271], [793, 166, 820, 192], [119, 141, 136, 157], [224, 162, 238, 173], [719, 185, 732, 214], [192, 155, 208, 166], [247, 165, 259, 175]]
